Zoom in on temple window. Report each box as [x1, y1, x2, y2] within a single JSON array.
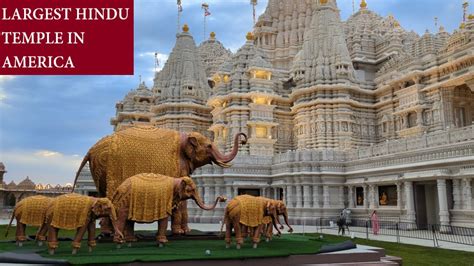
[[407, 112, 417, 128], [454, 107, 467, 127], [356, 187, 364, 206], [256, 126, 267, 138], [378, 185, 397, 206]]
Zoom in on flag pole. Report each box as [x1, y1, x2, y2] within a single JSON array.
[[177, 0, 182, 34], [202, 3, 209, 41], [251, 0, 257, 26]]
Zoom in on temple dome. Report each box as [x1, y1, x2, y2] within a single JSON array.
[[17, 176, 35, 190], [198, 32, 232, 78]]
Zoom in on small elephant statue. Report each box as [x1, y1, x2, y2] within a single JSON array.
[[262, 200, 294, 241], [5, 195, 54, 247], [112, 173, 226, 247], [222, 195, 282, 249], [37, 193, 122, 255], [72, 126, 246, 235]]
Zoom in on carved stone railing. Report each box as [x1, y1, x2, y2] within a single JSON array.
[[349, 125, 474, 160]]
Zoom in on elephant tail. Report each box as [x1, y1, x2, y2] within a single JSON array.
[[220, 211, 228, 237], [72, 153, 90, 192], [4, 207, 16, 237]]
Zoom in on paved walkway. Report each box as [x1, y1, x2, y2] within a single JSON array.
[[133, 223, 474, 253]]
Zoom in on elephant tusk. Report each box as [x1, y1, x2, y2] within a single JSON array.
[[215, 160, 232, 168]]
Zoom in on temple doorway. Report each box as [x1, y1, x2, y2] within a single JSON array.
[[414, 182, 439, 229], [238, 188, 260, 197]]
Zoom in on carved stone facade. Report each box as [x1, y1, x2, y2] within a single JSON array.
[[80, 0, 474, 227]]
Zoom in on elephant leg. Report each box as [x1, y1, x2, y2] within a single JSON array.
[[36, 222, 48, 246], [252, 225, 263, 249], [15, 220, 27, 246], [124, 220, 137, 246], [47, 226, 59, 255], [87, 221, 96, 253], [180, 201, 190, 233], [241, 225, 248, 239], [234, 221, 243, 249], [225, 220, 232, 248], [114, 208, 127, 246], [157, 217, 169, 247], [72, 225, 88, 255], [171, 205, 184, 235], [265, 224, 272, 242]]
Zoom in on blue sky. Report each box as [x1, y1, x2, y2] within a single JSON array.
[[0, 0, 469, 185]]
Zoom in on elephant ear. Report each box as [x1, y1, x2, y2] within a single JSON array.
[[184, 136, 198, 160]]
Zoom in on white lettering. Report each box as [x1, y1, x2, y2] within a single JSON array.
[[1, 56, 75, 68]]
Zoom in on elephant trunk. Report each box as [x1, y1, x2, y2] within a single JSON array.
[[110, 216, 123, 241], [193, 194, 223, 211], [271, 215, 282, 235], [283, 211, 294, 233], [211, 133, 247, 165]]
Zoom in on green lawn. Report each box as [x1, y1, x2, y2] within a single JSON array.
[[0, 224, 472, 266], [0, 232, 327, 265], [312, 234, 474, 266]]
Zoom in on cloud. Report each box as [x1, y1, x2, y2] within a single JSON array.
[[0, 149, 83, 185]]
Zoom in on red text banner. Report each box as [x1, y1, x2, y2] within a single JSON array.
[[0, 0, 134, 75]]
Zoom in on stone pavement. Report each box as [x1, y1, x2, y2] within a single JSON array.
[[133, 223, 474, 253]]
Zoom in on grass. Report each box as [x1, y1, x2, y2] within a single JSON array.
[[0, 224, 472, 266], [311, 233, 474, 266], [0, 232, 328, 265]]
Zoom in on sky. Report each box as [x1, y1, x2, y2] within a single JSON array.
[[0, 0, 469, 185]]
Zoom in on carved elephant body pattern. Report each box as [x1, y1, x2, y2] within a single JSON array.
[[112, 173, 226, 247], [73, 126, 246, 234], [37, 193, 121, 255], [5, 195, 54, 246]]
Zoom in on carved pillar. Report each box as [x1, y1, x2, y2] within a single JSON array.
[[396, 183, 402, 209], [323, 185, 330, 209], [286, 185, 293, 208], [262, 187, 267, 198], [348, 186, 355, 208], [282, 187, 286, 203], [416, 109, 424, 126], [368, 185, 376, 209], [303, 185, 311, 208], [452, 179, 462, 209], [312, 185, 320, 208], [363, 185, 368, 209], [437, 179, 450, 226], [463, 178, 472, 210], [295, 185, 303, 208], [225, 185, 232, 199], [339, 186, 345, 208], [204, 185, 210, 204], [233, 187, 238, 198], [404, 181, 416, 222]]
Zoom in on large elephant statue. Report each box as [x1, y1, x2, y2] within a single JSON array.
[[37, 193, 122, 255], [222, 195, 282, 249], [5, 195, 54, 247], [112, 173, 226, 247], [72, 126, 247, 234]]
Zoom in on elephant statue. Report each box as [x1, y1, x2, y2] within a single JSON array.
[[222, 195, 282, 249], [72, 126, 247, 234], [261, 200, 293, 241], [112, 173, 226, 247], [37, 193, 122, 255], [5, 195, 54, 247]]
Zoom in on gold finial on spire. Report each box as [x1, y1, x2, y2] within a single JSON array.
[[183, 24, 189, 32], [246, 32, 255, 41], [360, 0, 367, 9], [460, 22, 466, 29], [320, 0, 328, 4], [469, 14, 474, 20], [210, 32, 216, 40]]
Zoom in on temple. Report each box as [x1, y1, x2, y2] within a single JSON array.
[[79, 0, 474, 228]]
